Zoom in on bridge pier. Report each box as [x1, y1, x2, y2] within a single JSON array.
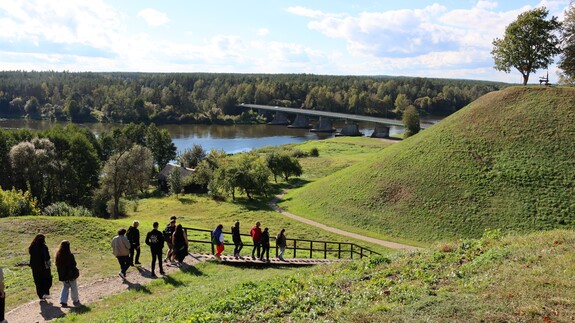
[[336, 122, 363, 136], [370, 125, 390, 138], [288, 114, 311, 128], [268, 111, 290, 125], [310, 117, 336, 133]]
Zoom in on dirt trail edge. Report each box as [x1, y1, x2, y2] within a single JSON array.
[[6, 256, 202, 323], [269, 190, 422, 251]]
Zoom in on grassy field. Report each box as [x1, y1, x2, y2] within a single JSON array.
[[54, 229, 575, 322], [279, 87, 575, 242]]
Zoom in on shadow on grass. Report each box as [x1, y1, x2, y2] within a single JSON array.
[[180, 263, 204, 277], [178, 197, 196, 204], [160, 275, 186, 287], [39, 300, 65, 320], [70, 304, 91, 314], [123, 279, 152, 294]]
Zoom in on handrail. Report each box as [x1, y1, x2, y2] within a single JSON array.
[[183, 226, 380, 260]]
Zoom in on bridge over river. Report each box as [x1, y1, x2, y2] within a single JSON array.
[[239, 103, 433, 137]]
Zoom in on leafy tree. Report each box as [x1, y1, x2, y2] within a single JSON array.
[[178, 144, 206, 168], [491, 7, 561, 85], [25, 96, 39, 115], [99, 145, 153, 218], [394, 94, 411, 116], [266, 152, 303, 183], [145, 124, 176, 170], [402, 105, 421, 138], [168, 168, 183, 198], [559, 3, 575, 84]]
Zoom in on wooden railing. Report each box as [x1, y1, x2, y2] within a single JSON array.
[[183, 227, 380, 260]]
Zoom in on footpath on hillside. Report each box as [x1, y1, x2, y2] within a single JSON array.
[[268, 190, 421, 251], [5, 257, 202, 323]]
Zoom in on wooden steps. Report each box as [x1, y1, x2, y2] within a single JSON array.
[[188, 253, 351, 267]]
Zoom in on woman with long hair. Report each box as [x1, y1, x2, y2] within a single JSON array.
[[172, 224, 188, 264], [28, 234, 52, 300], [55, 240, 81, 307]]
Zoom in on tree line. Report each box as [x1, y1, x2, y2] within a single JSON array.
[[0, 124, 304, 218], [0, 71, 506, 124]]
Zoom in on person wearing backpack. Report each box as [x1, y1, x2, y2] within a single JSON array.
[[212, 224, 224, 260], [126, 220, 141, 266], [55, 240, 81, 307], [145, 222, 165, 278], [163, 217, 177, 264]]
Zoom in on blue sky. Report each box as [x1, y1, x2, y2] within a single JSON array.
[[0, 0, 571, 83]]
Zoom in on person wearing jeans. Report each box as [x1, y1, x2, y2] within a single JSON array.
[[55, 240, 81, 307], [111, 228, 131, 278], [276, 229, 287, 261]]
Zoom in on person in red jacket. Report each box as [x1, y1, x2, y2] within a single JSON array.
[[250, 221, 262, 260]]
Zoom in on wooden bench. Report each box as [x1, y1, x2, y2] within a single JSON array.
[[539, 72, 550, 86]]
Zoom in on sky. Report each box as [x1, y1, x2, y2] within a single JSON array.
[[0, 0, 571, 83]]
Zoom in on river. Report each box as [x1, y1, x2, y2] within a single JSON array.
[[0, 119, 404, 154]]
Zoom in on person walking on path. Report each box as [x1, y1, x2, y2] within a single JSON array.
[[212, 224, 225, 260], [163, 217, 177, 263], [260, 228, 270, 262], [111, 228, 131, 279], [250, 221, 262, 260], [172, 224, 188, 265], [126, 220, 141, 266], [145, 222, 165, 278], [231, 221, 243, 259], [29, 234, 52, 300], [54, 240, 81, 307], [1, 268, 6, 323], [276, 229, 287, 261]]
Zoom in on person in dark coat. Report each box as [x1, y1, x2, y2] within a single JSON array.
[[145, 222, 165, 277], [276, 229, 287, 261], [28, 234, 52, 300], [54, 240, 80, 307], [231, 221, 243, 259], [1, 267, 6, 322], [259, 228, 270, 262], [172, 224, 188, 264], [126, 220, 141, 266]]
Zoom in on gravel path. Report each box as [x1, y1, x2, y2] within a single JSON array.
[[5, 256, 201, 323], [268, 190, 422, 251]]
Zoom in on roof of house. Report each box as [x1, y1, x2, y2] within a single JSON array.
[[158, 163, 194, 181]]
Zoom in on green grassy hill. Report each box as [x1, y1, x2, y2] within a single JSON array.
[[57, 229, 575, 322], [280, 87, 575, 241]]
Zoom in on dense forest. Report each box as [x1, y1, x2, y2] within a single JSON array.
[[0, 71, 507, 124]]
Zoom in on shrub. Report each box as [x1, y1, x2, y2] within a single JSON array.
[[309, 147, 320, 157], [0, 187, 40, 217], [43, 202, 93, 216], [291, 149, 307, 158]]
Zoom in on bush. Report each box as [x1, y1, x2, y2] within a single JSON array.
[[309, 147, 320, 157], [291, 149, 307, 158], [43, 202, 93, 216], [0, 187, 40, 217]]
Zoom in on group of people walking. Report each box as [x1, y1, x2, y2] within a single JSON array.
[[112, 216, 189, 279], [28, 234, 81, 308], [213, 221, 287, 262], [24, 217, 288, 309]]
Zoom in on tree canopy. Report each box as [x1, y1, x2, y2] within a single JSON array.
[[559, 3, 575, 84], [491, 7, 561, 85]]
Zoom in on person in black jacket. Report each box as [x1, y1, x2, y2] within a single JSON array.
[[54, 240, 80, 307], [145, 222, 165, 277], [259, 228, 270, 262], [231, 221, 243, 259], [126, 220, 141, 266], [28, 234, 52, 300]]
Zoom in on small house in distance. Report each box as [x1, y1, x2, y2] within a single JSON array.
[[157, 163, 195, 192]]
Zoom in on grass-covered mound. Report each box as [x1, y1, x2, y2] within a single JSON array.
[[57, 229, 575, 322], [280, 87, 575, 241]]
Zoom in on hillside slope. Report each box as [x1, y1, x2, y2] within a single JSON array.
[[280, 87, 575, 241]]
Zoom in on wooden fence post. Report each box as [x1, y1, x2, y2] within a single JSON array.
[[324, 242, 327, 259], [309, 241, 313, 259]]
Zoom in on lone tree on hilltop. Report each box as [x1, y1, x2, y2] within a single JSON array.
[[491, 7, 561, 85], [559, 2, 575, 84], [402, 105, 420, 139]]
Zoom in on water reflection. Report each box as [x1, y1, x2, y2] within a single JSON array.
[[0, 119, 403, 154]]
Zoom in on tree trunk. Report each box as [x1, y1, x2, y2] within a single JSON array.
[[522, 73, 530, 85]]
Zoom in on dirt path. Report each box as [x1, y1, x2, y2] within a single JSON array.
[[5, 256, 202, 323], [269, 190, 422, 251]]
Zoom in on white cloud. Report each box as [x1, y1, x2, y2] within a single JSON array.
[[258, 28, 269, 36], [138, 8, 169, 27]]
